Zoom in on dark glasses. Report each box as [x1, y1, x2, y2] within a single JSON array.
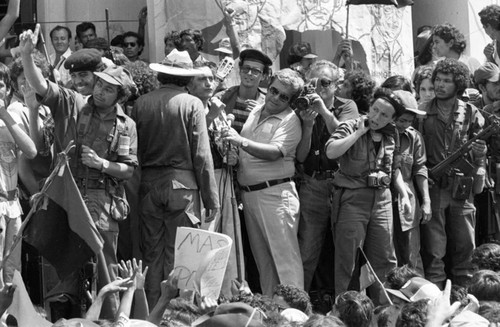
[[318, 78, 333, 88], [269, 86, 291, 103], [240, 66, 263, 75], [124, 42, 137, 47]]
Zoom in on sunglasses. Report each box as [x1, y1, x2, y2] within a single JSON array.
[[124, 42, 137, 48], [240, 65, 263, 76], [268, 86, 291, 103], [318, 78, 334, 88]]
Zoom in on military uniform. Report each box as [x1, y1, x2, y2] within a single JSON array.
[[326, 117, 397, 301], [38, 54, 138, 317], [298, 96, 358, 291], [419, 98, 483, 286]]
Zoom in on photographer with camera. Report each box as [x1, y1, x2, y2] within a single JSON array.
[[325, 88, 410, 304], [295, 60, 358, 292]]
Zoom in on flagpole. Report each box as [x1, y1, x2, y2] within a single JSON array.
[[360, 248, 393, 305], [0, 142, 75, 271], [345, 3, 350, 39]]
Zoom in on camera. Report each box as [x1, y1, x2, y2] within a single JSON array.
[[293, 78, 317, 111], [367, 171, 391, 188]]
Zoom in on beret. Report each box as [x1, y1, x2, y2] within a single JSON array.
[[64, 48, 103, 73]]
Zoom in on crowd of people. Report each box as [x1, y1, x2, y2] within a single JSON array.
[[0, 1, 499, 326]]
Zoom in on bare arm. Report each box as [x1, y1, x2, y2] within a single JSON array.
[[137, 7, 147, 41], [415, 175, 431, 224], [19, 25, 49, 98], [0, 0, 20, 42], [222, 7, 240, 59], [0, 106, 36, 159], [223, 127, 283, 161], [147, 274, 179, 325]]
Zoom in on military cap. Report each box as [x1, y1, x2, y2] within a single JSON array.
[[64, 48, 103, 73]]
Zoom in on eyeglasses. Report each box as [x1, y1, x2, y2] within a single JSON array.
[[124, 42, 137, 48], [268, 86, 291, 103], [240, 65, 263, 76], [319, 78, 334, 88]]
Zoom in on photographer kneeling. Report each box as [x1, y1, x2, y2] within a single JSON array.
[[325, 88, 410, 305]]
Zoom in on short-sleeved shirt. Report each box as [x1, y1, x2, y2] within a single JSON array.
[[39, 80, 138, 180], [418, 98, 483, 171], [237, 105, 302, 186], [399, 126, 427, 182], [326, 117, 397, 189], [301, 96, 359, 173]]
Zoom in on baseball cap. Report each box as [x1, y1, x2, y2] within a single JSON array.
[[386, 277, 441, 302], [94, 65, 135, 87], [474, 62, 500, 85], [393, 90, 426, 116]]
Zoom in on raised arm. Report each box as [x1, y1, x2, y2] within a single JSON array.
[[0, 0, 20, 42], [222, 7, 240, 59], [0, 105, 36, 159], [19, 25, 49, 98], [325, 117, 367, 159]]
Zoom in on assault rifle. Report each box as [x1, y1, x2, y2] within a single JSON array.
[[429, 119, 500, 181]]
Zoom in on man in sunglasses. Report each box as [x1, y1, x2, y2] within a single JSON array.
[[222, 68, 304, 296], [296, 60, 358, 292], [214, 48, 272, 133], [121, 31, 145, 63]]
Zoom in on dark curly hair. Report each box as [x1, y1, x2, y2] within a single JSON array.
[[333, 291, 373, 327], [432, 23, 467, 55], [479, 301, 500, 323], [180, 29, 204, 52], [304, 314, 346, 327], [381, 75, 413, 93], [467, 270, 500, 302], [395, 299, 428, 327], [471, 243, 500, 272], [416, 37, 434, 67], [343, 70, 375, 115], [384, 265, 421, 290], [273, 284, 312, 315], [9, 50, 50, 98], [479, 5, 500, 31], [413, 65, 435, 98], [432, 58, 470, 96]]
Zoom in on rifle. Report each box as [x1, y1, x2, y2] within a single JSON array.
[[429, 119, 500, 181]]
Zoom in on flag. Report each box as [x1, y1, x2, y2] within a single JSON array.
[[346, 0, 413, 7], [347, 247, 376, 291], [24, 157, 104, 280]]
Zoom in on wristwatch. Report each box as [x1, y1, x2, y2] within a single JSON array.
[[101, 159, 110, 172], [240, 138, 249, 148]]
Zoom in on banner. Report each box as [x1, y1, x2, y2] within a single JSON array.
[[173, 227, 232, 299]]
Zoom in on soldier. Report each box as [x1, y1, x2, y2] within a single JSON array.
[[20, 26, 138, 318], [419, 59, 486, 287]]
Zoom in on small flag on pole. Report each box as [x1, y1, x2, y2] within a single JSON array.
[[348, 246, 377, 291]]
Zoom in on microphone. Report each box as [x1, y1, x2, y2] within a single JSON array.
[[226, 114, 235, 128]]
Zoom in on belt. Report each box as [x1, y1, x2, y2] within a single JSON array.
[[76, 178, 106, 190], [240, 177, 292, 192], [306, 170, 336, 180]]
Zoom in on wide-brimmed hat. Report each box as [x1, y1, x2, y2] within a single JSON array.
[[150, 49, 203, 76], [215, 38, 233, 55], [474, 62, 500, 85], [386, 277, 441, 302], [393, 90, 426, 116]]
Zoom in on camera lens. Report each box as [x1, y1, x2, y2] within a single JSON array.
[[295, 97, 310, 111]]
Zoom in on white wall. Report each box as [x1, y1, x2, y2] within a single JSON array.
[[37, 0, 148, 59]]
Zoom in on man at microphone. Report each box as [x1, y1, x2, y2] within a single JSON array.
[[222, 68, 304, 296]]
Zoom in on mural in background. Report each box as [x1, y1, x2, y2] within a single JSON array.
[[158, 0, 414, 83]]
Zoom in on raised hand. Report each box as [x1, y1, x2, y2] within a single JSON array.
[[18, 23, 40, 55]]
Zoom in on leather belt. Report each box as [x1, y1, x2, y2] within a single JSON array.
[[240, 177, 292, 192], [306, 170, 336, 180], [76, 178, 106, 190]]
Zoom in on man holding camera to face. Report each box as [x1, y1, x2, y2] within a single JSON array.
[[295, 60, 358, 292]]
